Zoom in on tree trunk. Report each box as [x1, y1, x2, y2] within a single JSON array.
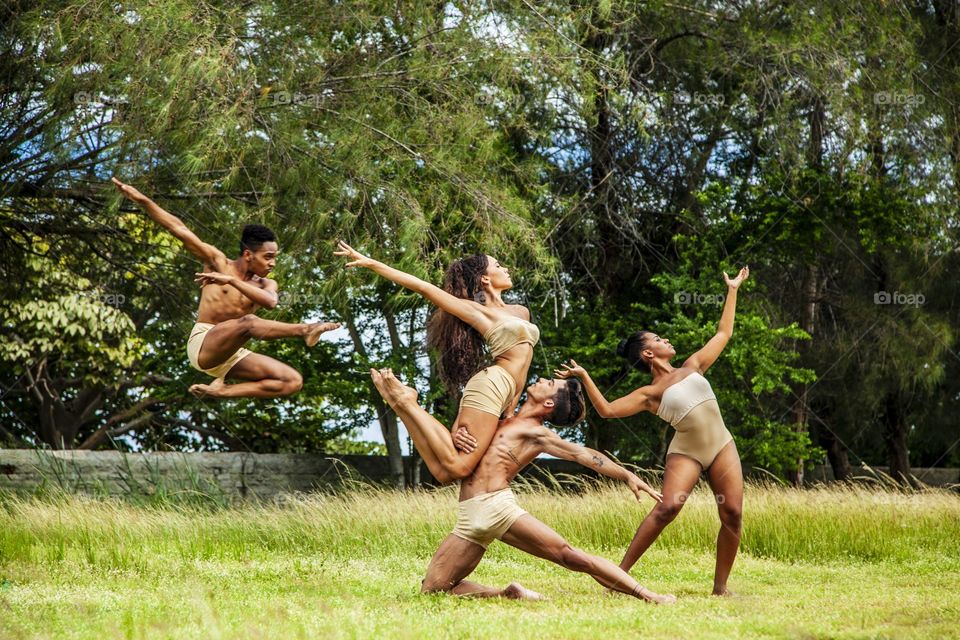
[[344, 309, 405, 488], [789, 95, 827, 486], [821, 429, 852, 481], [882, 392, 914, 486], [789, 261, 820, 485]]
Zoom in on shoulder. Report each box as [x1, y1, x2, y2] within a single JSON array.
[[258, 277, 278, 290], [506, 304, 530, 321], [676, 361, 704, 375]]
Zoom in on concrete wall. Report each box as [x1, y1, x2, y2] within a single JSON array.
[[0, 449, 955, 502]]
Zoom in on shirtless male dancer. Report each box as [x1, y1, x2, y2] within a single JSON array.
[[112, 177, 339, 399], [370, 368, 676, 605]]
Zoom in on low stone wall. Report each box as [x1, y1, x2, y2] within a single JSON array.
[[0, 449, 955, 501], [0, 449, 593, 501]]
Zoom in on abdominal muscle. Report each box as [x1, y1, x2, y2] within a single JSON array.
[[492, 344, 535, 397]]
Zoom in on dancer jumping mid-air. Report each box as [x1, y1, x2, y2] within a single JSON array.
[[370, 368, 676, 604], [556, 267, 749, 596], [113, 177, 339, 399], [336, 241, 538, 483]]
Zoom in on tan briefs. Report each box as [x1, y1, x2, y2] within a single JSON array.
[[451, 487, 528, 549], [459, 365, 517, 418], [186, 322, 253, 379]]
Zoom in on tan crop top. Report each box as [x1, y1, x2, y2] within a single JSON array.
[[482, 316, 540, 357], [656, 372, 717, 426]]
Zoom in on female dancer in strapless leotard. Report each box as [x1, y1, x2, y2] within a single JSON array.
[[556, 267, 749, 596], [335, 241, 574, 484]]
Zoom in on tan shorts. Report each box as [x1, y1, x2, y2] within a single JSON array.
[[451, 487, 528, 549], [186, 322, 253, 379], [459, 365, 517, 417]]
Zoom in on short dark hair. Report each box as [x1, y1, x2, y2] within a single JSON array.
[[617, 331, 653, 373], [546, 379, 586, 427], [240, 224, 276, 254]]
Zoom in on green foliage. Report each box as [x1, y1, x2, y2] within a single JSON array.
[[0, 246, 143, 385]]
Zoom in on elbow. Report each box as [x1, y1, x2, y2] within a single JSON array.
[[596, 406, 613, 419], [447, 462, 472, 481]]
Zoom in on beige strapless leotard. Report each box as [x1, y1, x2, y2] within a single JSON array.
[[459, 316, 540, 417], [656, 372, 734, 469]]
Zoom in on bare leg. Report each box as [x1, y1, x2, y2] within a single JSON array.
[[421, 534, 542, 600], [501, 515, 676, 604], [370, 369, 499, 483], [619, 453, 703, 573], [189, 353, 303, 399], [706, 441, 743, 596], [198, 315, 339, 369]]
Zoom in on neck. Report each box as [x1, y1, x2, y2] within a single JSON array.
[[232, 257, 256, 280], [649, 359, 674, 379], [483, 287, 506, 307], [513, 402, 546, 423]]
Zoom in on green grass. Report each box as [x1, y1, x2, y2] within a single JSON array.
[[1, 481, 958, 639]]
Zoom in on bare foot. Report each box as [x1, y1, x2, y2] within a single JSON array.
[[634, 585, 677, 605], [189, 378, 227, 399], [370, 368, 418, 409], [712, 586, 737, 597], [305, 322, 341, 347], [502, 582, 544, 602]]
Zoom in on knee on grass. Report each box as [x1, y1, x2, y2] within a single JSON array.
[[421, 577, 453, 594]]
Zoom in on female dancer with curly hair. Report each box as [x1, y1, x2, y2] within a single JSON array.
[[335, 241, 544, 483], [556, 267, 749, 596]]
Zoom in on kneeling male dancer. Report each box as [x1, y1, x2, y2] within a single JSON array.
[[370, 369, 676, 604]]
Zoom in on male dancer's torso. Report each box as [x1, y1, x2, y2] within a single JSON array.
[[458, 417, 545, 501], [195, 257, 269, 324]]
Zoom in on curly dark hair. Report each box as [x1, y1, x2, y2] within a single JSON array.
[[617, 330, 654, 373], [546, 379, 586, 427], [426, 254, 490, 397], [240, 224, 276, 254]]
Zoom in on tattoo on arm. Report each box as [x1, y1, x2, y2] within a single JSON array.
[[591, 455, 604, 468]]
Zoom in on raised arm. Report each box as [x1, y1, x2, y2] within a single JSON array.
[[683, 266, 749, 374], [534, 427, 662, 502], [555, 359, 650, 418], [335, 240, 489, 330], [112, 177, 227, 267]]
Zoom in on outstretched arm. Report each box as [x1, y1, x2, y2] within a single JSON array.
[[683, 266, 749, 374], [534, 427, 662, 502], [335, 240, 489, 331], [555, 360, 649, 418], [112, 178, 227, 267]]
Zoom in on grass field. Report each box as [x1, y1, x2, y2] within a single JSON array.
[[1, 479, 958, 639]]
